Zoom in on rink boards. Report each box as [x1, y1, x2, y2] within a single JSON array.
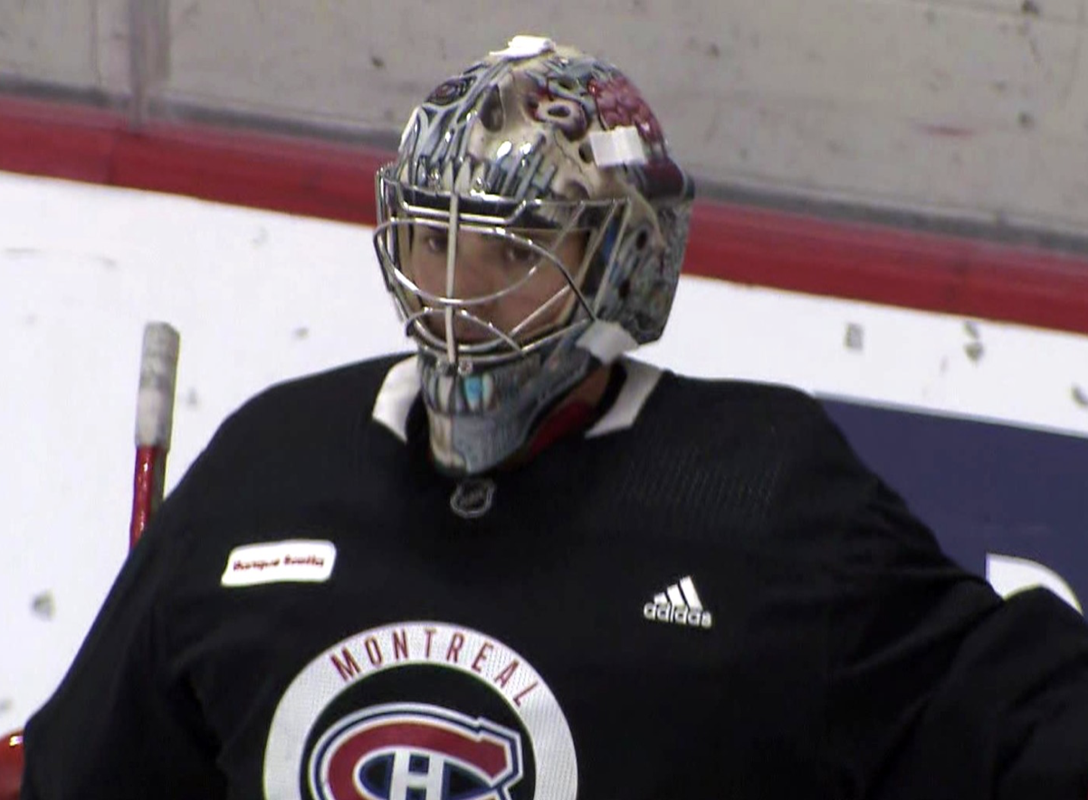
[[825, 398, 1088, 610], [2, 165, 1087, 729]]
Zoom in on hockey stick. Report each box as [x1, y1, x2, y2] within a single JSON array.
[[0, 322, 181, 800], [0, 732, 20, 800], [130, 322, 180, 547]]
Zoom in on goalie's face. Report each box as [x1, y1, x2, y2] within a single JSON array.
[[401, 225, 589, 354], [368, 36, 693, 475]]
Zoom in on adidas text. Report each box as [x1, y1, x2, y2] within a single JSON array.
[[644, 602, 713, 629]]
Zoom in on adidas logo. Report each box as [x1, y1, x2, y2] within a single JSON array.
[[643, 575, 713, 629]]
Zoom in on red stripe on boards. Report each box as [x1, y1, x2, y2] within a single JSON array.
[[2, 94, 1087, 335]]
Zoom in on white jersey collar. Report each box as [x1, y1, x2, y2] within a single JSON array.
[[371, 356, 420, 443], [585, 358, 663, 438], [370, 355, 663, 442]]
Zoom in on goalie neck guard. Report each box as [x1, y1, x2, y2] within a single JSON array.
[[374, 36, 693, 476]]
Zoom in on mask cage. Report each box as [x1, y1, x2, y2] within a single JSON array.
[[374, 169, 631, 369]]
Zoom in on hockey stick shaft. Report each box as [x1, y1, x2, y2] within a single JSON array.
[[129, 322, 180, 548], [0, 323, 181, 800]]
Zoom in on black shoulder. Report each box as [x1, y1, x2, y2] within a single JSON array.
[[210, 352, 413, 455], [220, 352, 411, 436], [609, 371, 878, 538], [650, 371, 850, 457], [162, 353, 413, 520]]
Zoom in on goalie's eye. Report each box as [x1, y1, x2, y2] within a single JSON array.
[[502, 242, 539, 269], [420, 230, 449, 255]]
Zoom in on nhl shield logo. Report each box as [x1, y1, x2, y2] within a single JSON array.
[[449, 479, 496, 520], [309, 704, 523, 800]]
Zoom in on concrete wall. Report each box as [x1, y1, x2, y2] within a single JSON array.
[[1, 0, 1087, 235]]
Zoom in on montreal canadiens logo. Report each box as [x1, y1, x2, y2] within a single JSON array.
[[310, 704, 523, 800], [264, 622, 577, 800]]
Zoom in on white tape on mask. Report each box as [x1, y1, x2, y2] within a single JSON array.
[[588, 127, 648, 168], [492, 35, 556, 59], [577, 320, 639, 363]]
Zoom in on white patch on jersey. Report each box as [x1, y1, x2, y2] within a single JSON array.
[[220, 540, 337, 587]]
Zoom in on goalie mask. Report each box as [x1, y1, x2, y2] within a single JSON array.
[[374, 36, 694, 476]]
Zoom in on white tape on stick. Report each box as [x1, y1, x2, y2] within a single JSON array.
[[135, 322, 180, 447]]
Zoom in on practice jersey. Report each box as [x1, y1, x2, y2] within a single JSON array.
[[22, 355, 1088, 799]]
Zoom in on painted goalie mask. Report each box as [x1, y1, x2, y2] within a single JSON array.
[[374, 36, 694, 476]]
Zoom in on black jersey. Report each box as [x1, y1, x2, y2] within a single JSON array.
[[22, 355, 1088, 799]]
